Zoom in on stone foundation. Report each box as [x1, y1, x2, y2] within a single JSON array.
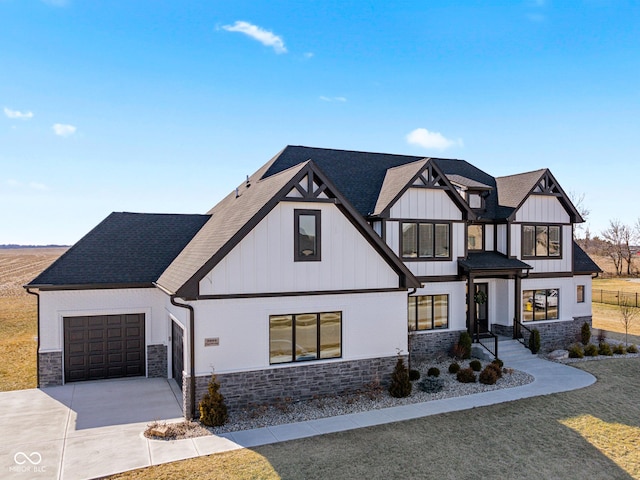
[[183, 356, 403, 418], [39, 351, 63, 387], [410, 330, 464, 360], [520, 316, 592, 351], [147, 344, 167, 378], [492, 324, 514, 338]]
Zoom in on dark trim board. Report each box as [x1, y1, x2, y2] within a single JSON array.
[[527, 272, 574, 279], [194, 287, 408, 301]]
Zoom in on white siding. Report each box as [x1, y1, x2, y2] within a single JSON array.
[[387, 221, 399, 256], [190, 291, 408, 376], [389, 188, 463, 220], [521, 276, 588, 322], [484, 225, 495, 251], [199, 202, 399, 295], [573, 275, 594, 318], [372, 221, 382, 237], [412, 282, 467, 332], [511, 224, 573, 273], [515, 195, 570, 223], [497, 224, 507, 255]]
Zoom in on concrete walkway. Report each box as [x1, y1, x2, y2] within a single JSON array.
[[0, 341, 596, 480]]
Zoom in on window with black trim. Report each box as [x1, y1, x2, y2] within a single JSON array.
[[577, 285, 585, 303], [522, 224, 561, 258], [468, 224, 483, 251], [269, 312, 342, 364], [523, 289, 559, 321], [408, 295, 449, 330], [295, 210, 321, 261], [401, 222, 450, 260]]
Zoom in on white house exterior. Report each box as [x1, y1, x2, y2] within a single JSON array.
[[27, 146, 600, 417]]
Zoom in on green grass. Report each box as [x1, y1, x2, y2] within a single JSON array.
[[109, 359, 640, 480]]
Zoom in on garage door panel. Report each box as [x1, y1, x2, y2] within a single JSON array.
[[64, 314, 145, 382]]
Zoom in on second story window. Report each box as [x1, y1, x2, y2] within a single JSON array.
[[401, 222, 450, 260], [468, 224, 483, 251], [522, 224, 561, 258], [295, 210, 321, 261]]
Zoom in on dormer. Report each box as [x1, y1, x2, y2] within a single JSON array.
[[447, 174, 493, 214]]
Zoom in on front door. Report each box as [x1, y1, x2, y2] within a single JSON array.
[[171, 321, 184, 390], [475, 283, 489, 333]]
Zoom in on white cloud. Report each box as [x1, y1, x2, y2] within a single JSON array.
[[6, 179, 21, 188], [406, 128, 462, 150], [29, 182, 48, 191], [320, 96, 347, 102], [6, 179, 48, 191], [221, 21, 287, 54], [4, 107, 34, 120], [52, 123, 76, 137], [304, 52, 314, 59]]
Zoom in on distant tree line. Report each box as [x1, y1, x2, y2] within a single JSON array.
[[578, 220, 640, 277]]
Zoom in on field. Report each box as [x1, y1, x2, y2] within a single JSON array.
[[592, 276, 640, 337], [0, 247, 66, 390]]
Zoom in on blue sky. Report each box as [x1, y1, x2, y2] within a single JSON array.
[[1, 0, 639, 244]]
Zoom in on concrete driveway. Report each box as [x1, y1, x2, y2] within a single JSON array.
[[0, 378, 185, 480]]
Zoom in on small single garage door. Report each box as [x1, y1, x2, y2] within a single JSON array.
[[64, 314, 145, 382]]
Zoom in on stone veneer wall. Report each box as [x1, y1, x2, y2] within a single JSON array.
[[519, 316, 592, 351], [410, 330, 464, 360], [147, 344, 167, 378], [39, 351, 63, 387], [182, 356, 403, 418], [492, 324, 514, 338]]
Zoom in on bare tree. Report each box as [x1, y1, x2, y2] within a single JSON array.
[[568, 191, 591, 239], [619, 298, 638, 346], [601, 219, 631, 276]]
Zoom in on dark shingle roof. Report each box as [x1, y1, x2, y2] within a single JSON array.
[[458, 252, 532, 272], [573, 242, 602, 274], [28, 212, 210, 288]]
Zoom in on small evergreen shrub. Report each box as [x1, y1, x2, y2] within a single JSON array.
[[198, 374, 228, 427], [469, 359, 482, 372], [581, 322, 591, 346], [613, 344, 626, 355], [568, 344, 584, 359], [627, 344, 638, 353], [529, 328, 541, 354], [584, 344, 599, 357], [459, 332, 472, 359], [448, 362, 460, 374], [598, 342, 613, 356], [456, 367, 476, 383], [479, 366, 498, 385], [427, 367, 440, 378], [485, 362, 503, 379], [492, 358, 504, 368], [418, 377, 445, 393], [409, 369, 421, 381], [389, 358, 412, 398]]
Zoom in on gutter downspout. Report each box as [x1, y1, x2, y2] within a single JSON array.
[[169, 295, 196, 420], [25, 288, 40, 388]]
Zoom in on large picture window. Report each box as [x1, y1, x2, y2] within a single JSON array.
[[401, 222, 450, 260], [522, 224, 561, 258], [408, 295, 449, 331], [523, 289, 559, 322], [295, 210, 321, 261], [269, 312, 341, 364]]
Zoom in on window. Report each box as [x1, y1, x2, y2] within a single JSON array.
[[295, 210, 321, 261], [408, 295, 449, 331], [522, 225, 561, 258], [468, 224, 483, 251], [468, 193, 483, 209], [577, 285, 585, 303], [401, 222, 450, 260], [523, 289, 559, 322], [269, 312, 341, 364]]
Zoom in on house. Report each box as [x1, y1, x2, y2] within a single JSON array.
[[26, 146, 601, 418]]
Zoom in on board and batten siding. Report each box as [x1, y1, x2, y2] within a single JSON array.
[[190, 291, 408, 376], [514, 195, 570, 224], [496, 224, 508, 255], [199, 202, 400, 296], [484, 224, 495, 251], [389, 188, 463, 220], [510, 223, 573, 273]]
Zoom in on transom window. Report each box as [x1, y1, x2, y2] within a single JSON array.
[[401, 222, 450, 260], [522, 224, 561, 258], [269, 312, 342, 364], [523, 289, 559, 322], [294, 210, 321, 261], [408, 295, 449, 331], [467, 224, 483, 251]]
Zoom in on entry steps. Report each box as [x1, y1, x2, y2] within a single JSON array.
[[472, 338, 533, 363]]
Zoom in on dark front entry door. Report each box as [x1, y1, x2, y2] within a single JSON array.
[[172, 321, 184, 390], [475, 283, 489, 333]]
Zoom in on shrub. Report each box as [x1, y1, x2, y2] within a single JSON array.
[[584, 344, 599, 357], [479, 366, 498, 385], [389, 358, 412, 398], [456, 367, 476, 383], [581, 322, 591, 346], [409, 369, 421, 381], [597, 329, 607, 343], [450, 343, 467, 360], [427, 367, 440, 378], [198, 374, 228, 427], [485, 362, 503, 379], [492, 358, 504, 368], [469, 359, 482, 372], [459, 332, 472, 359], [598, 342, 613, 356], [448, 362, 460, 374], [627, 344, 638, 353], [613, 344, 626, 355], [568, 344, 584, 359], [418, 377, 445, 393], [529, 329, 541, 354]]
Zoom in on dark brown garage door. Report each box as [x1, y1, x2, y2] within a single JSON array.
[[64, 314, 145, 382]]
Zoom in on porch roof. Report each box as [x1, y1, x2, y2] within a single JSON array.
[[458, 252, 532, 273]]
